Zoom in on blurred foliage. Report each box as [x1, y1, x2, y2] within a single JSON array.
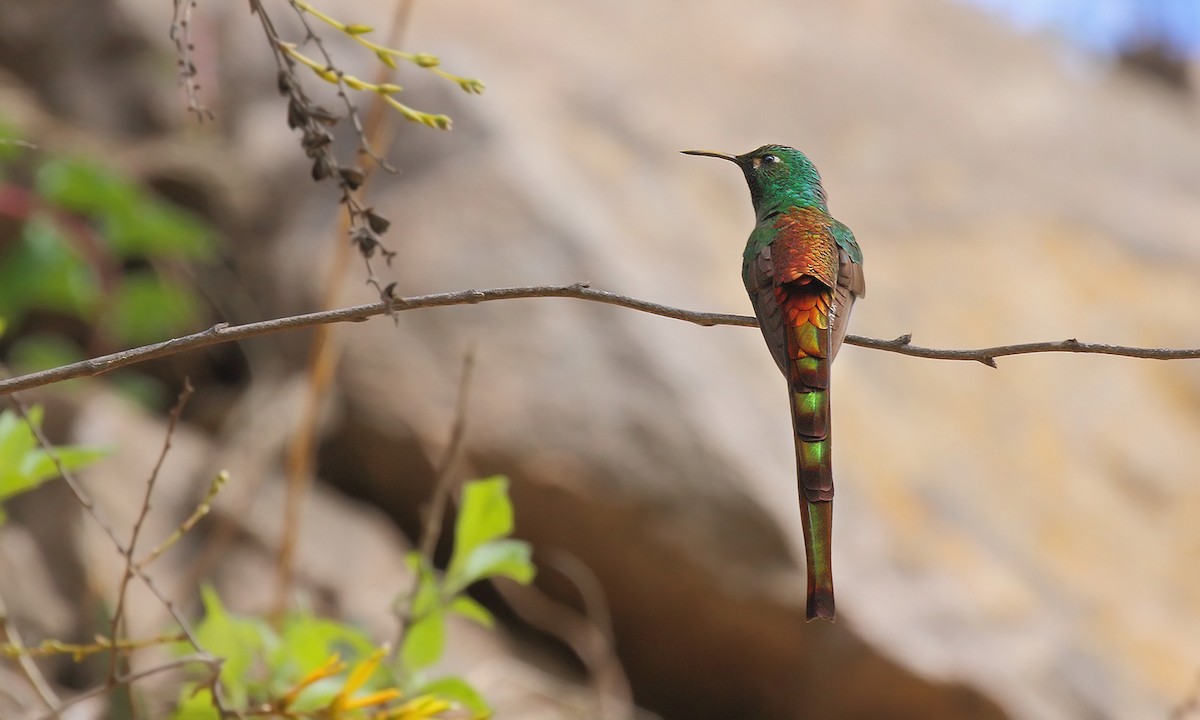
[[173, 476, 534, 719], [0, 123, 213, 375], [0, 405, 106, 522]]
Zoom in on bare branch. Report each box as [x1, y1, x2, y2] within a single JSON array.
[[418, 347, 476, 561], [108, 380, 194, 682], [393, 349, 476, 654], [845, 333, 1200, 367], [33, 654, 218, 720], [136, 471, 227, 572], [1, 282, 1198, 398], [0, 593, 61, 714]]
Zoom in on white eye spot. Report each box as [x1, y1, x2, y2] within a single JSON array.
[[762, 154, 780, 165]]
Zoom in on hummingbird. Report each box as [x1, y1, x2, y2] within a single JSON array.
[[683, 145, 865, 620]]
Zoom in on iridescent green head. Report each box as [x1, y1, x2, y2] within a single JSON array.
[[683, 144, 827, 220]]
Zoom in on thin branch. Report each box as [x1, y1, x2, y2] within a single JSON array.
[[33, 654, 218, 720], [2, 633, 187, 660], [393, 348, 476, 655], [2, 282, 1199, 398], [136, 471, 227, 572], [842, 332, 1200, 368], [0, 593, 61, 714], [418, 347, 476, 561], [108, 380, 194, 682]]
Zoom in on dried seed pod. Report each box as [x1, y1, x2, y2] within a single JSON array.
[[287, 98, 307, 130], [364, 208, 391, 235], [312, 154, 333, 181], [339, 167, 366, 190], [350, 226, 379, 258]]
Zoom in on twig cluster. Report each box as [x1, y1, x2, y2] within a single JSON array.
[[169, 0, 213, 120], [238, 0, 485, 300], [3, 388, 230, 719], [249, 0, 397, 297]]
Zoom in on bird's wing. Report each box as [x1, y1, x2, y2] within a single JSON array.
[[829, 219, 865, 359], [743, 237, 789, 374]]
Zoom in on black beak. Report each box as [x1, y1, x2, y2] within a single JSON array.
[[680, 149, 739, 163]]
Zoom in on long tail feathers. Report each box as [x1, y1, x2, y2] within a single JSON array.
[[780, 283, 837, 621]]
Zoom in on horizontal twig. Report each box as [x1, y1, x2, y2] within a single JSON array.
[[1, 282, 1198, 396]]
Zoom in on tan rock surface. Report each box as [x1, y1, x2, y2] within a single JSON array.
[[275, 0, 1199, 717], [3, 0, 1199, 718]]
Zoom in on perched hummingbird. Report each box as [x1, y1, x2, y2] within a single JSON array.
[[683, 145, 865, 620]]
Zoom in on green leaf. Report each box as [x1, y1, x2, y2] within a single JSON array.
[[0, 407, 106, 509], [275, 611, 374, 689], [172, 687, 220, 720], [418, 676, 491, 716], [448, 596, 493, 628], [192, 585, 273, 706], [0, 120, 29, 164], [449, 476, 515, 579], [18, 446, 108, 488], [104, 199, 212, 261], [449, 539, 535, 593], [408, 560, 442, 618], [101, 272, 201, 345], [0, 216, 98, 321], [401, 608, 445, 671], [7, 334, 83, 375], [35, 157, 137, 216], [35, 156, 213, 261]]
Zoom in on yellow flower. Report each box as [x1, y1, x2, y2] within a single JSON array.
[[278, 653, 346, 710], [330, 647, 402, 716]]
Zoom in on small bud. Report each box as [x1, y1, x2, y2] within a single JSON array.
[[413, 53, 440, 68], [375, 50, 398, 70], [343, 23, 374, 35], [459, 78, 485, 94]]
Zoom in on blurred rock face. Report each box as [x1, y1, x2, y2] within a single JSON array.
[[302, 1, 1198, 718], [4, 0, 1200, 717]]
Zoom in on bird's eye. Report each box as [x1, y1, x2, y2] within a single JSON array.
[[762, 154, 779, 165]]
